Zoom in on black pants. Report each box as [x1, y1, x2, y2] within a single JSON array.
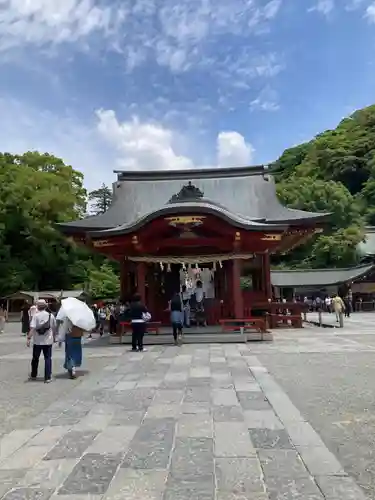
[[31, 344, 52, 380], [132, 322, 145, 351], [109, 316, 117, 334], [172, 322, 182, 341]]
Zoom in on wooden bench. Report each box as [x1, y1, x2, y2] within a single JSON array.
[[119, 321, 161, 334], [270, 314, 302, 328], [219, 318, 267, 336]]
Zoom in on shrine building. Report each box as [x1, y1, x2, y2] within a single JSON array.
[[59, 165, 328, 325]]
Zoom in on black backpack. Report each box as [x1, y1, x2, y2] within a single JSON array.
[[36, 314, 51, 335]]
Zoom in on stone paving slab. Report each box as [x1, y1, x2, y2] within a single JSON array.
[[0, 341, 369, 499]]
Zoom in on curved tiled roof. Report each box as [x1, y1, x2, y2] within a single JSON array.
[[59, 166, 329, 234], [89, 201, 289, 237]]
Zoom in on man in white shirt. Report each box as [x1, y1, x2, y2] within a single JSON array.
[[325, 296, 332, 313], [194, 280, 206, 326], [27, 299, 57, 383]]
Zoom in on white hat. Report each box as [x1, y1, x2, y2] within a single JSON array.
[[36, 299, 47, 306]]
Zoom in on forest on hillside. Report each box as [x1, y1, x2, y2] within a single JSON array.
[[1, 104, 375, 297], [274, 104, 375, 268]]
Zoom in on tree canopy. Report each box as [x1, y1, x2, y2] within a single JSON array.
[[273, 105, 375, 268], [0, 152, 118, 298], [88, 183, 113, 215]]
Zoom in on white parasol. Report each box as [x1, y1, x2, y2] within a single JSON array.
[[57, 297, 96, 332]]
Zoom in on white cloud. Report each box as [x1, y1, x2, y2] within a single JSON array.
[[96, 109, 194, 170], [250, 87, 280, 112], [308, 0, 335, 15], [263, 0, 283, 20], [365, 2, 375, 22], [96, 109, 254, 171], [215, 52, 284, 93], [0, 98, 258, 189], [217, 132, 254, 167], [0, 0, 284, 76], [153, 0, 284, 73], [345, 0, 367, 10], [0, 0, 126, 51], [0, 97, 111, 190]]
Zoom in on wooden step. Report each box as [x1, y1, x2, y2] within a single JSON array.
[[110, 331, 273, 344]]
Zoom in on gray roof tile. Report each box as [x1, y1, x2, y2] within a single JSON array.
[[271, 265, 373, 288], [60, 166, 328, 233]]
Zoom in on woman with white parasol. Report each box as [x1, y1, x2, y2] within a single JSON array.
[[57, 297, 96, 379]]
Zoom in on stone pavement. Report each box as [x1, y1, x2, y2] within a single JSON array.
[[0, 329, 368, 499], [306, 311, 375, 332]]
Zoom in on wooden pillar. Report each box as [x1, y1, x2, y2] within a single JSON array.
[[263, 252, 272, 300], [120, 259, 129, 302], [223, 260, 233, 318], [147, 264, 156, 315], [232, 259, 243, 319], [137, 262, 146, 304]]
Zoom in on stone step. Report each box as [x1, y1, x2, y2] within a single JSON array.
[[111, 333, 246, 344], [110, 331, 273, 344]]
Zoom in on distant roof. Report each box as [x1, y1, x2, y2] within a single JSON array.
[[60, 165, 329, 235], [359, 227, 375, 256], [271, 265, 373, 288]]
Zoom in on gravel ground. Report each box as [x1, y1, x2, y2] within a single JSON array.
[[258, 348, 375, 499]]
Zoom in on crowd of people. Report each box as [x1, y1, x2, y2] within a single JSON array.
[[0, 281, 206, 381], [301, 292, 353, 321], [0, 281, 363, 382], [25, 283, 205, 381], [91, 280, 206, 348]]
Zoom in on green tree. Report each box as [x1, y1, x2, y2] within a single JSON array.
[[273, 105, 375, 268], [275, 177, 364, 268], [0, 152, 88, 295], [275, 105, 375, 197], [309, 227, 363, 268], [276, 177, 362, 230], [85, 262, 120, 299], [88, 184, 112, 215]]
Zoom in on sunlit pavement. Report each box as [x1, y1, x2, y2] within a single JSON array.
[[0, 320, 372, 499]]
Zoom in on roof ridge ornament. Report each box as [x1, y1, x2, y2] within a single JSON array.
[[168, 181, 204, 204]]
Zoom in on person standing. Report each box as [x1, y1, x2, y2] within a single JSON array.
[[170, 291, 183, 345], [344, 296, 352, 317], [57, 316, 83, 379], [27, 299, 57, 383], [0, 304, 7, 333], [129, 293, 149, 352], [109, 304, 118, 335], [332, 294, 345, 322], [194, 280, 206, 326], [21, 301, 30, 336], [315, 296, 322, 311], [325, 296, 332, 313], [98, 305, 107, 336], [181, 285, 191, 328]]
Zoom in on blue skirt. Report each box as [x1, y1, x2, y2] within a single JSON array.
[[171, 310, 183, 325], [64, 335, 82, 370]]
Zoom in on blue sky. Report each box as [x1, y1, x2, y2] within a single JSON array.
[[1, 0, 375, 188]]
